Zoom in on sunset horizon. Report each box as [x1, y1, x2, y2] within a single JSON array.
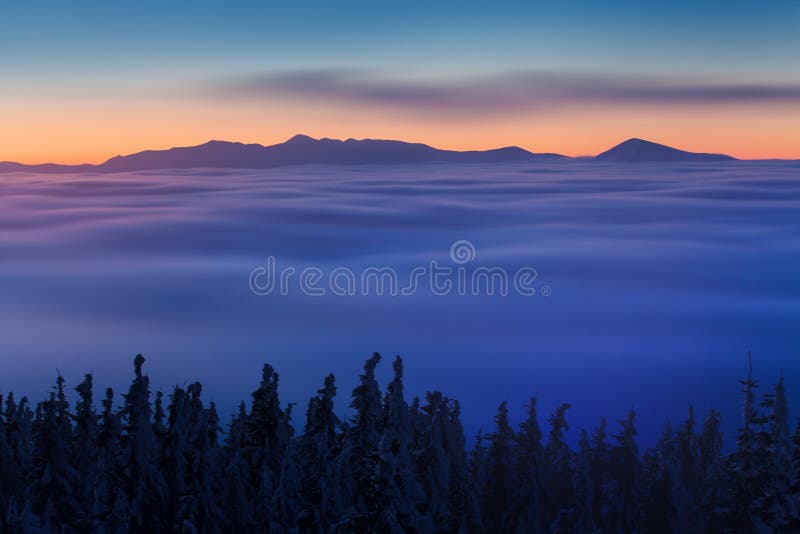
[[2, 2, 798, 164], [3, 128, 799, 166]]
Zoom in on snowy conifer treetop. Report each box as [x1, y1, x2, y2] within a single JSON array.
[[0, 353, 798, 532]]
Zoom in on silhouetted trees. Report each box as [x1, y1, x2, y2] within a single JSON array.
[[0, 352, 798, 533]]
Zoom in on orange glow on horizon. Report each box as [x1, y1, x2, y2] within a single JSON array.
[[1, 98, 798, 164]]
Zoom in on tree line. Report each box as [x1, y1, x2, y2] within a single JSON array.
[[0, 353, 798, 533]]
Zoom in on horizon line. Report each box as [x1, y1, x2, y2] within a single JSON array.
[[2, 134, 797, 167]]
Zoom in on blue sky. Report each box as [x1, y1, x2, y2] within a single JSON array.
[[1, 0, 798, 161], [4, 1, 798, 77]]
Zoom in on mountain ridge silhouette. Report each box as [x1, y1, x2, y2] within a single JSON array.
[[0, 135, 748, 173]]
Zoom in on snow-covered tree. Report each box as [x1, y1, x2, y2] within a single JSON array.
[[444, 399, 474, 532], [220, 402, 253, 531], [355, 356, 426, 532], [91, 387, 129, 532], [484, 401, 516, 531], [71, 373, 98, 530], [732, 351, 772, 531], [512, 397, 545, 532], [697, 409, 732, 529], [756, 372, 797, 529], [544, 403, 575, 531], [25, 375, 81, 531], [641, 422, 681, 532], [414, 391, 453, 527], [338, 353, 384, 520], [245, 363, 293, 529], [588, 417, 611, 530], [0, 351, 795, 532], [572, 428, 594, 534], [467, 430, 487, 531], [175, 383, 224, 532], [120, 355, 168, 531], [790, 419, 800, 531], [608, 409, 640, 532], [1, 392, 32, 529], [281, 373, 340, 532]]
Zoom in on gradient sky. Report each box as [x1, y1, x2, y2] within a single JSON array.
[[1, 0, 799, 163]]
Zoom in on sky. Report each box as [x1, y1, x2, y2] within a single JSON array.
[[1, 0, 799, 163]]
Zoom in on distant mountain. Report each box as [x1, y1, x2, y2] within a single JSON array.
[[0, 136, 751, 173], [0, 135, 567, 174], [0, 162, 95, 173], [594, 138, 735, 162]]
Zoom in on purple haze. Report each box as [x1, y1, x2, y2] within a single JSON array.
[[1, 160, 798, 446]]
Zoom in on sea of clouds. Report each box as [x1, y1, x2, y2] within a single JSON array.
[[1, 160, 799, 444]]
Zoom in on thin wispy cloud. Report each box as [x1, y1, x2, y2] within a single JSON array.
[[207, 69, 800, 116]]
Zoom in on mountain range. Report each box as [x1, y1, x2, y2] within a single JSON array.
[[0, 135, 742, 173]]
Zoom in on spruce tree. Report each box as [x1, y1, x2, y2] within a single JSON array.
[[732, 351, 772, 530], [180, 383, 224, 532], [26, 376, 80, 531], [444, 399, 473, 532], [589, 417, 610, 530], [544, 403, 574, 531], [163, 385, 192, 527], [72, 373, 98, 530], [368, 356, 426, 532], [0, 351, 795, 531], [414, 391, 452, 528], [484, 401, 516, 531], [221, 402, 253, 531], [92, 387, 129, 532], [512, 397, 545, 532], [1, 393, 33, 527], [120, 355, 168, 531], [608, 409, 640, 532], [674, 407, 700, 530], [467, 430, 487, 532], [697, 409, 731, 529], [789, 419, 800, 531], [291, 374, 341, 531], [758, 372, 796, 529], [338, 353, 384, 519], [572, 429, 594, 534], [245, 363, 293, 528]]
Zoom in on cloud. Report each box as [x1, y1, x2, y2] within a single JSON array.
[[206, 68, 800, 116]]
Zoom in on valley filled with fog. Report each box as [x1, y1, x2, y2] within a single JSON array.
[[1, 160, 798, 444]]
